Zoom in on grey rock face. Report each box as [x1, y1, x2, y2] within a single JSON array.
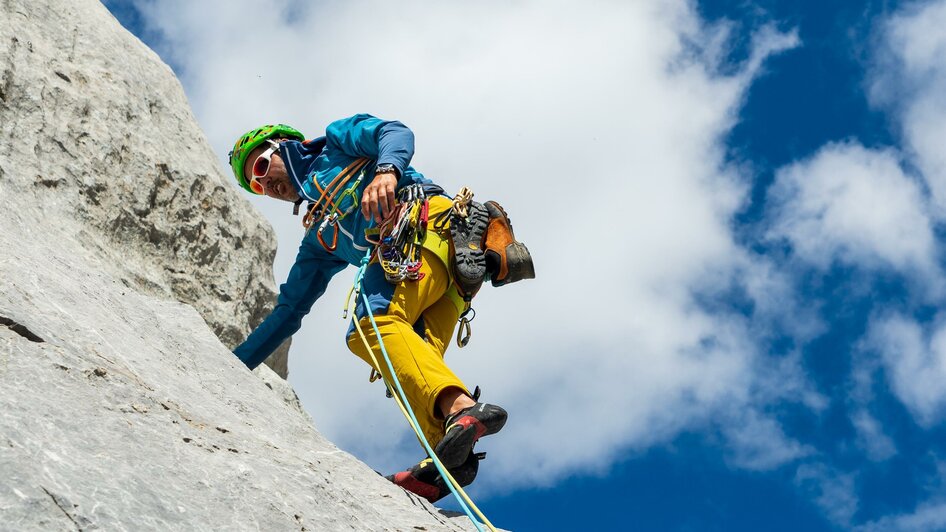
[[0, 232, 476, 531], [0, 1, 480, 530], [0, 0, 288, 377]]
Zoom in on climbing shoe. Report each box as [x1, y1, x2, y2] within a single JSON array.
[[449, 200, 490, 298], [386, 452, 485, 503], [435, 403, 507, 469], [483, 200, 535, 287]]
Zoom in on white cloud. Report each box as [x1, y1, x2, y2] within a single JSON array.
[[873, 0, 946, 217], [845, 354, 897, 462], [129, 0, 807, 489], [795, 463, 859, 527], [858, 502, 946, 532], [866, 314, 946, 427], [851, 409, 897, 462], [857, 456, 946, 531], [759, 0, 946, 471], [722, 408, 813, 470], [733, 0, 946, 524], [767, 142, 937, 279]]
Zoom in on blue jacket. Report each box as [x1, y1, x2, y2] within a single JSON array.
[[234, 114, 433, 369]]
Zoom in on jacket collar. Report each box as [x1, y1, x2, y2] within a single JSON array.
[[279, 137, 326, 202]]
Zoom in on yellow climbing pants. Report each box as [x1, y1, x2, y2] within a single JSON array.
[[346, 197, 469, 445]]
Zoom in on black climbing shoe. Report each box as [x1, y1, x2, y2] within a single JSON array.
[[386, 452, 485, 503], [435, 403, 507, 469], [449, 200, 490, 299], [483, 200, 535, 287]]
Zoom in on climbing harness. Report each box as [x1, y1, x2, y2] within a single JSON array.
[[332, 180, 482, 391], [345, 250, 497, 532], [376, 184, 480, 348]]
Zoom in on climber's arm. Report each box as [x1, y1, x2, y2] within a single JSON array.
[[325, 113, 416, 223], [324, 113, 415, 180], [233, 241, 347, 370]]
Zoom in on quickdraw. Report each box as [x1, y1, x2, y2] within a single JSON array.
[[368, 184, 431, 284]]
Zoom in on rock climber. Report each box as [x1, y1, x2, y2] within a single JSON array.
[[226, 114, 534, 502]]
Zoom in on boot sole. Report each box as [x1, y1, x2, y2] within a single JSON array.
[[435, 406, 507, 469], [450, 202, 489, 292], [430, 452, 481, 502], [386, 453, 482, 503]]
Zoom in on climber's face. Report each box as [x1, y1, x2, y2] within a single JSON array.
[[243, 141, 300, 203]]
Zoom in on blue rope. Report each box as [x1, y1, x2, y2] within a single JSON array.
[[353, 252, 486, 532]]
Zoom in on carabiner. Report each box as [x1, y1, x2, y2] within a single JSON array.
[[456, 317, 472, 348], [317, 214, 340, 252], [303, 203, 322, 233], [456, 307, 475, 348]]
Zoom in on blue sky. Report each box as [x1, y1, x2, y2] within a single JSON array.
[[104, 1, 946, 530]]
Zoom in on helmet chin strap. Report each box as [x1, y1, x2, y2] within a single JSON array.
[[292, 197, 304, 216]]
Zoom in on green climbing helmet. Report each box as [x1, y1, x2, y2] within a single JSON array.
[[228, 124, 305, 194]]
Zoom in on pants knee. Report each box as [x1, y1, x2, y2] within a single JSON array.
[[346, 318, 368, 352]]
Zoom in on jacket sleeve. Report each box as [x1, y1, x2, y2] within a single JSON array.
[[325, 114, 415, 185], [233, 240, 348, 370]]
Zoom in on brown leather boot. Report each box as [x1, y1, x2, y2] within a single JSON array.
[[483, 201, 535, 287]]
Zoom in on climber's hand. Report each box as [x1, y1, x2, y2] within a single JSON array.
[[362, 171, 397, 224]]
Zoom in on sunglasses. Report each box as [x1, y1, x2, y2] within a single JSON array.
[[249, 139, 281, 194]]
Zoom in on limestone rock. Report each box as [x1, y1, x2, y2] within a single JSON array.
[[0, 0, 288, 377], [0, 1, 480, 529]]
